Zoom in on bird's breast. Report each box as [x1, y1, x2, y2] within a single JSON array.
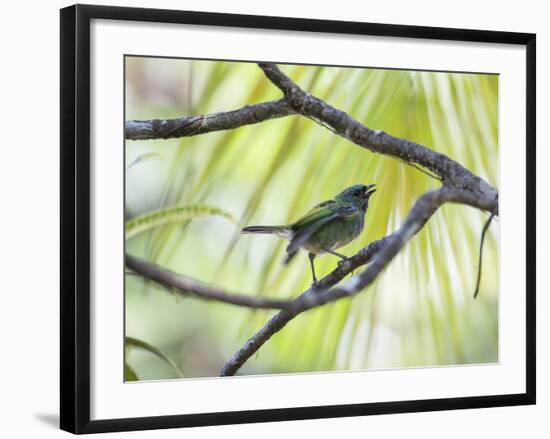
[[303, 214, 364, 254]]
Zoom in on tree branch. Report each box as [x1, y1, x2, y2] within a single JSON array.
[[220, 186, 467, 376], [125, 99, 293, 140], [219, 237, 390, 376], [257, 63, 498, 215], [126, 254, 293, 310]]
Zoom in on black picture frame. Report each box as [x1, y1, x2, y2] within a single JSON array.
[[60, 4, 536, 434]]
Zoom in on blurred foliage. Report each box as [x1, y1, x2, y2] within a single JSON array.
[[124, 363, 138, 382], [125, 204, 235, 239], [124, 56, 499, 380], [125, 336, 184, 380]]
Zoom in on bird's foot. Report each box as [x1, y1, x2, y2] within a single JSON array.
[[311, 279, 320, 290], [337, 257, 355, 277], [337, 257, 351, 269]]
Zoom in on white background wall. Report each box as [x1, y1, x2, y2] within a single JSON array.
[[0, 0, 546, 437]]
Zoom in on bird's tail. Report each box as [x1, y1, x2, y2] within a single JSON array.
[[241, 225, 291, 239], [283, 247, 299, 265]]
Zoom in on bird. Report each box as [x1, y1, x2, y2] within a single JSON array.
[[241, 183, 377, 287]]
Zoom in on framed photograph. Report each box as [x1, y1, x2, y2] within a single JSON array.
[[60, 4, 536, 434]]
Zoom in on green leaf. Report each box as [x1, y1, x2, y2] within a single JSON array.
[[124, 363, 139, 381], [125, 336, 184, 378], [125, 204, 235, 239]]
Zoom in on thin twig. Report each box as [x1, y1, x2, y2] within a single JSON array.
[[473, 212, 496, 299]]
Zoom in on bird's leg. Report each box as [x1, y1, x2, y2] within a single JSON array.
[[324, 249, 350, 267], [324, 249, 354, 274], [308, 253, 319, 288], [324, 249, 348, 261]]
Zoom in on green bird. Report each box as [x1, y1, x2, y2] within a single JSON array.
[[242, 183, 377, 287]]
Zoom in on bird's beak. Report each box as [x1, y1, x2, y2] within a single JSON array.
[[364, 184, 377, 198]]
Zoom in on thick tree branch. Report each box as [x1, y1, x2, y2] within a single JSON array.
[[126, 254, 293, 310], [258, 63, 498, 215], [125, 99, 293, 140], [220, 186, 467, 376]]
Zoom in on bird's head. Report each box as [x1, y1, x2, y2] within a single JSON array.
[[337, 184, 377, 208]]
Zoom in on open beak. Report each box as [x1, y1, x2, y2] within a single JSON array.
[[364, 184, 377, 198]]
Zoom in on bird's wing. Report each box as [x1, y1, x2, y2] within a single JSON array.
[[287, 201, 358, 254], [291, 199, 339, 230]]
